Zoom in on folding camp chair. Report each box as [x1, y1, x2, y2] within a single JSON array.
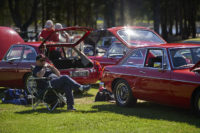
[[26, 66, 66, 112]]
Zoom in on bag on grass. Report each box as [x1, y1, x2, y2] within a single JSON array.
[[95, 90, 114, 102], [2, 89, 28, 105]]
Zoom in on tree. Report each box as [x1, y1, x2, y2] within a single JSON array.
[[8, 0, 40, 38]]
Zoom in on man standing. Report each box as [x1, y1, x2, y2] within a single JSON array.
[[33, 54, 90, 110], [38, 20, 58, 41]]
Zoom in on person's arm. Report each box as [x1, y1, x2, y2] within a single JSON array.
[[36, 67, 46, 78], [47, 64, 60, 77]]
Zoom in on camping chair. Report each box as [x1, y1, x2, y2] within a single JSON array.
[[26, 66, 66, 112]]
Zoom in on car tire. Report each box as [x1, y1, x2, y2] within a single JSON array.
[[24, 73, 32, 93], [194, 90, 200, 116], [113, 79, 137, 107]]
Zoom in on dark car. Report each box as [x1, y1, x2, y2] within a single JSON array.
[[0, 27, 102, 90]]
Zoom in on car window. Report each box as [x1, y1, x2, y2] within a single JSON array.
[[145, 49, 163, 68], [5, 46, 24, 61], [117, 29, 165, 46], [122, 48, 146, 67], [170, 47, 200, 68], [106, 43, 129, 58], [22, 46, 37, 61]]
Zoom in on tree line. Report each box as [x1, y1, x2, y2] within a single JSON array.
[[0, 0, 199, 42]]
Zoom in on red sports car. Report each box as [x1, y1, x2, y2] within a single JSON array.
[[89, 26, 166, 68], [0, 27, 102, 90], [101, 43, 200, 115]]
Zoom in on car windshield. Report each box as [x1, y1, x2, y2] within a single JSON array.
[[117, 29, 165, 46], [170, 47, 200, 68]]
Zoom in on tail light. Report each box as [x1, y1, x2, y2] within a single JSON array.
[[94, 61, 103, 79]]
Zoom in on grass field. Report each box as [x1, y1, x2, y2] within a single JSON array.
[[0, 87, 200, 133]]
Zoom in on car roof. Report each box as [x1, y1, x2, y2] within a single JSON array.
[[107, 26, 152, 31]]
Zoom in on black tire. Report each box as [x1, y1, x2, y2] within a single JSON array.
[[23, 73, 32, 93], [193, 90, 200, 116], [113, 79, 137, 107]]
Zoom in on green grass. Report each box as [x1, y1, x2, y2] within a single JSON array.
[[0, 87, 200, 133]]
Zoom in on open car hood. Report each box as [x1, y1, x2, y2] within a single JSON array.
[[40, 26, 93, 48]]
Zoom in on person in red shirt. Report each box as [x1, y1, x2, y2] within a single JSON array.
[[38, 20, 58, 42]]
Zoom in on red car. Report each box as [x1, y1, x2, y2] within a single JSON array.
[[0, 27, 102, 90], [0, 27, 24, 60], [89, 26, 166, 68], [101, 43, 200, 115]]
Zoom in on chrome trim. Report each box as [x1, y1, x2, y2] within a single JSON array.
[[106, 71, 200, 84]]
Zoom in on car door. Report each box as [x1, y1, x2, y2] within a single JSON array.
[[135, 48, 172, 104], [0, 45, 24, 87]]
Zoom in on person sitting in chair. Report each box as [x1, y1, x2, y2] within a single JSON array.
[[33, 54, 90, 111]]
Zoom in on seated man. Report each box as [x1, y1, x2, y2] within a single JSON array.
[[33, 54, 90, 111]]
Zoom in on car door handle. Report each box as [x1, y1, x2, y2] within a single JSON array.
[[139, 71, 146, 74]]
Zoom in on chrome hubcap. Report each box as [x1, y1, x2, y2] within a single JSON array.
[[116, 83, 129, 104]]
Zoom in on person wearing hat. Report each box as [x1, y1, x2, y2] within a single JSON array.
[[38, 20, 58, 42], [33, 54, 90, 110]]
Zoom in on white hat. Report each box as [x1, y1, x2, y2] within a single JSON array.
[[45, 20, 54, 28], [55, 23, 63, 30]]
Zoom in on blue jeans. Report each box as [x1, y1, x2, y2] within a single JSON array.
[[50, 75, 81, 106]]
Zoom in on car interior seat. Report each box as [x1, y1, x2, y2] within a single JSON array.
[[26, 52, 36, 61], [147, 56, 162, 68], [173, 57, 187, 67]]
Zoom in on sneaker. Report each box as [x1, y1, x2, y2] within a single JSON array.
[[80, 85, 90, 92], [67, 106, 76, 111]]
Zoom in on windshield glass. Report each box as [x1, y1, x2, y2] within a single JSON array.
[[117, 29, 165, 46], [170, 47, 200, 68]]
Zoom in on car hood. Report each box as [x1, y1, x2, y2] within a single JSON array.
[[40, 26, 93, 48]]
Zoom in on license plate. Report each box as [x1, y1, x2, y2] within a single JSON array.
[[70, 70, 89, 77]]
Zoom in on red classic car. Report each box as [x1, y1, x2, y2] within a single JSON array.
[[0, 27, 102, 90], [88, 26, 166, 68], [101, 43, 200, 115]]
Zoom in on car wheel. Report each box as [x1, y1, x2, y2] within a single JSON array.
[[24, 73, 32, 93], [194, 90, 200, 116], [114, 79, 137, 107]]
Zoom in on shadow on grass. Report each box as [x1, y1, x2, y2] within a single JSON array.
[[15, 105, 69, 114], [90, 102, 200, 128], [74, 92, 94, 98]]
